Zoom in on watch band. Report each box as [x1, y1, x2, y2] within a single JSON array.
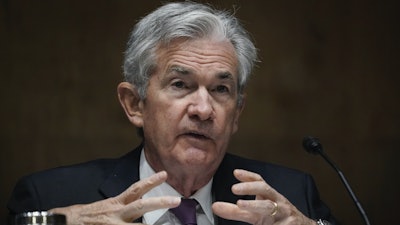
[[316, 219, 331, 225]]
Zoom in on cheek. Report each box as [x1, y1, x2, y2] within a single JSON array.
[[221, 105, 240, 124], [143, 100, 183, 132]]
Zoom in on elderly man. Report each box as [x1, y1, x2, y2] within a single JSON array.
[[8, 2, 336, 225]]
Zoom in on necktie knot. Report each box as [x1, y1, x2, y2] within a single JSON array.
[[169, 198, 198, 225]]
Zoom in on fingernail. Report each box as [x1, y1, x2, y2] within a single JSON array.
[[232, 184, 241, 192], [156, 171, 167, 179], [234, 169, 243, 176], [170, 197, 181, 205]]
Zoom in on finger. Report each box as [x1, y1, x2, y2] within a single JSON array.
[[237, 199, 278, 216], [232, 180, 277, 198], [234, 169, 264, 182], [212, 201, 255, 224], [121, 196, 181, 221], [232, 169, 279, 200], [117, 171, 168, 204]]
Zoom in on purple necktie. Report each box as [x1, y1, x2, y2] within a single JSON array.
[[169, 198, 198, 225]]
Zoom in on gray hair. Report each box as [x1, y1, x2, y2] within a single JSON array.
[[123, 2, 257, 105]]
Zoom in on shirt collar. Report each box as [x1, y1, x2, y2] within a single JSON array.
[[139, 149, 214, 224]]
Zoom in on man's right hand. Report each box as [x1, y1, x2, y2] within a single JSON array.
[[49, 171, 180, 225]]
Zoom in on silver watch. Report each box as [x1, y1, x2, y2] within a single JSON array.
[[316, 219, 331, 225]]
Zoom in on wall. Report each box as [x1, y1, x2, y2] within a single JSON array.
[[1, 1, 399, 224]]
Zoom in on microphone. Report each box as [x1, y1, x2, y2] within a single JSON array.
[[302, 136, 371, 225]]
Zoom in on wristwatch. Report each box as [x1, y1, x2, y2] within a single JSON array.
[[316, 219, 331, 225]]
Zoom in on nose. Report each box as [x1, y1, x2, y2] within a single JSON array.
[[187, 87, 215, 121]]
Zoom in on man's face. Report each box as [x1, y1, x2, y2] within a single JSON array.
[[140, 38, 242, 174]]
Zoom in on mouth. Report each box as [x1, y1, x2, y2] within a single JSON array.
[[183, 131, 211, 140]]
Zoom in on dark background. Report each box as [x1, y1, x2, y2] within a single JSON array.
[[1, 0, 399, 224]]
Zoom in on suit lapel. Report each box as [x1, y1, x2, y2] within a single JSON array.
[[98, 148, 249, 224], [98, 146, 143, 223], [213, 154, 251, 225], [99, 145, 142, 198]]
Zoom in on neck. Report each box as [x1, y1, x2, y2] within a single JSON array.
[[166, 170, 214, 197], [144, 150, 217, 197]]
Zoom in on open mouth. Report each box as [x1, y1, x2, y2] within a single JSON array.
[[185, 132, 210, 140]]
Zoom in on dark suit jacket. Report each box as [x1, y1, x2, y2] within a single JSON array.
[[8, 146, 337, 224]]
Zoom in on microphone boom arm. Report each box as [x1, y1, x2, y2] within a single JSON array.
[[318, 150, 371, 225], [302, 136, 371, 225]]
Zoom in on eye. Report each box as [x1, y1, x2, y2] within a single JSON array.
[[172, 80, 186, 89], [215, 85, 229, 93]]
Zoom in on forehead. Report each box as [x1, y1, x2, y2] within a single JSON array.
[[154, 38, 239, 77]]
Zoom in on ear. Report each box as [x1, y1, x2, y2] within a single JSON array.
[[233, 93, 246, 134], [117, 82, 144, 128]]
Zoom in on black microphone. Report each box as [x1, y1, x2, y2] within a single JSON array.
[[302, 136, 371, 225]]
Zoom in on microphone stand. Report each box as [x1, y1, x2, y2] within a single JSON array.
[[318, 150, 371, 225], [303, 136, 371, 225]]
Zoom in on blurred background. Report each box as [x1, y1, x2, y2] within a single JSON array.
[[1, 0, 399, 224]]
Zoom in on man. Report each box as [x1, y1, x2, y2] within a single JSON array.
[[8, 2, 337, 225]]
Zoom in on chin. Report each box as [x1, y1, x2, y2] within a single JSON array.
[[180, 148, 210, 163]]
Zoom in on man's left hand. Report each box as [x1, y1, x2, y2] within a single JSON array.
[[212, 169, 317, 225]]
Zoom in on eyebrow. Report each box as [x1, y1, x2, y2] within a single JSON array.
[[217, 71, 234, 81], [168, 65, 234, 81], [169, 65, 191, 75]]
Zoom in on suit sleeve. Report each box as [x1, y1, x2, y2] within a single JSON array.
[[7, 175, 44, 215], [304, 174, 339, 224]]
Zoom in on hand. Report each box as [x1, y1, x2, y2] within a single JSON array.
[[212, 169, 317, 225], [49, 171, 180, 225]]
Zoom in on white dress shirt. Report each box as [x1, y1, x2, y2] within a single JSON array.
[[140, 149, 214, 225]]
